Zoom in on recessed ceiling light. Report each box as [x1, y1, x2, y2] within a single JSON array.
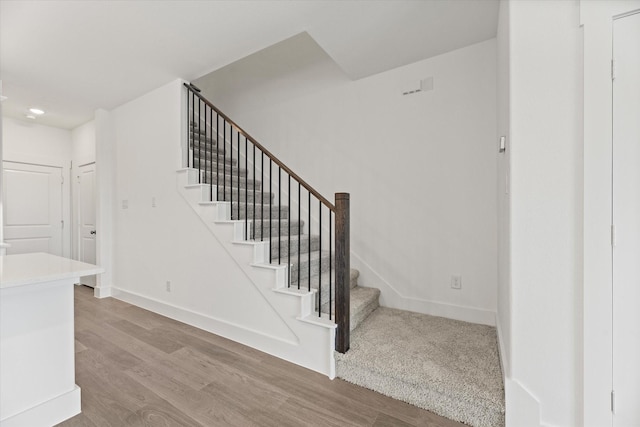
[[29, 108, 45, 115], [26, 114, 36, 120], [0, 95, 7, 102]]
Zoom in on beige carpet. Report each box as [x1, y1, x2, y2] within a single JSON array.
[[335, 307, 504, 427]]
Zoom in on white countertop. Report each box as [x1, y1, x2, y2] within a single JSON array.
[[0, 252, 104, 289]]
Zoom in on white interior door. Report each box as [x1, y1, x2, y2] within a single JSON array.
[[2, 161, 63, 256], [77, 163, 96, 287], [612, 11, 640, 427]]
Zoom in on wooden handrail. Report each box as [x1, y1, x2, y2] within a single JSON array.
[[185, 83, 336, 212]]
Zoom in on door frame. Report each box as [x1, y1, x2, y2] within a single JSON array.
[[611, 12, 640, 424], [72, 161, 96, 262], [582, 1, 640, 425], [2, 154, 71, 258]]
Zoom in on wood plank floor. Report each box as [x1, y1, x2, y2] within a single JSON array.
[[57, 286, 465, 427]]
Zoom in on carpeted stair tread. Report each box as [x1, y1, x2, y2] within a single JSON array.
[[321, 286, 380, 332], [203, 173, 262, 190], [335, 307, 505, 427], [251, 219, 304, 239], [190, 144, 237, 160], [191, 146, 231, 160], [231, 203, 289, 221], [217, 188, 274, 203], [286, 250, 331, 283], [231, 206, 288, 222], [189, 134, 218, 146], [195, 166, 250, 180], [193, 156, 237, 167], [294, 267, 359, 295], [267, 234, 320, 258], [189, 124, 220, 140]]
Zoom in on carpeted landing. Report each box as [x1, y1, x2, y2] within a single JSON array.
[[335, 307, 505, 427]]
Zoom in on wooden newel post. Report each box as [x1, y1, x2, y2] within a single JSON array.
[[335, 192, 350, 353]]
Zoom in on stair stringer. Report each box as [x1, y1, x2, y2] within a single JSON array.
[[177, 168, 337, 378]]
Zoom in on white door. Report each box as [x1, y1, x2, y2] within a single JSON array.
[[612, 11, 640, 427], [77, 163, 96, 287], [2, 161, 63, 256]]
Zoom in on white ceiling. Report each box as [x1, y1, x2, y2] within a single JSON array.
[[0, 0, 498, 130]]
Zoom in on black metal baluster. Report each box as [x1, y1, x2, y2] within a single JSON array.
[[190, 90, 194, 168], [238, 132, 241, 223], [230, 129, 234, 212], [298, 182, 301, 290], [206, 105, 210, 200], [223, 121, 227, 201], [197, 99, 201, 182], [269, 160, 272, 262], [288, 174, 291, 288], [318, 201, 322, 317], [308, 192, 311, 293], [244, 136, 248, 239], [188, 89, 191, 168], [252, 144, 256, 240], [329, 210, 333, 320], [260, 152, 264, 241], [278, 167, 281, 265], [216, 114, 220, 201], [211, 110, 215, 200]]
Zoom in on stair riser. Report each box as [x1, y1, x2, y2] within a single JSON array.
[[189, 124, 218, 137], [191, 145, 240, 159], [189, 135, 218, 146], [193, 152, 261, 175], [193, 157, 237, 168], [194, 168, 251, 182], [268, 235, 320, 259], [215, 191, 275, 203], [202, 181, 262, 195], [322, 294, 379, 331], [250, 223, 303, 239], [297, 269, 359, 294], [230, 205, 289, 220], [203, 175, 262, 190]]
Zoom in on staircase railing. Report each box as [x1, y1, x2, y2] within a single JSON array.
[[184, 83, 350, 353]]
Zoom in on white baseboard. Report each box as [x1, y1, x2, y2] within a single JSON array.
[[0, 385, 81, 427], [352, 253, 496, 326], [496, 313, 508, 379]]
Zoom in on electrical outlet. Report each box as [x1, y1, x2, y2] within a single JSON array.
[[122, 199, 129, 209], [451, 275, 462, 290], [152, 197, 156, 208], [166, 281, 171, 292]]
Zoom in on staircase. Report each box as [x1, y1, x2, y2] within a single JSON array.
[[178, 84, 504, 427], [183, 123, 380, 329]]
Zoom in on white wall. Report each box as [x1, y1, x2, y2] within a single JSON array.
[[2, 117, 72, 257], [195, 37, 499, 325], [3, 117, 72, 166], [71, 120, 95, 167], [496, 0, 511, 378], [107, 79, 300, 349], [508, 1, 583, 425]]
